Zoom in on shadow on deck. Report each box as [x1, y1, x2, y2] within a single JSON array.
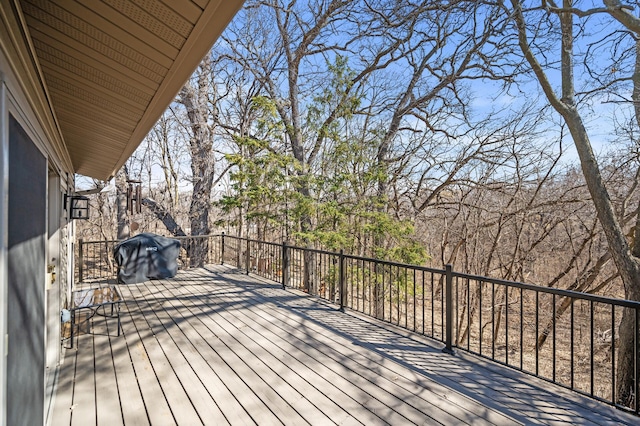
[[52, 265, 636, 425]]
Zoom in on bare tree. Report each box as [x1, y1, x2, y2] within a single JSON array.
[[175, 56, 219, 266], [115, 167, 130, 240], [507, 0, 640, 404], [147, 113, 186, 209]]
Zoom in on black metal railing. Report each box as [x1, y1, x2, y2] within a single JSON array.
[[448, 271, 639, 410], [76, 233, 640, 414], [76, 234, 221, 282], [75, 239, 118, 282]]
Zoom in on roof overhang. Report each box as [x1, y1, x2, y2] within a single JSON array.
[[15, 0, 244, 180]]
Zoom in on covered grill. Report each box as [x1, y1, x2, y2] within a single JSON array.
[[113, 233, 180, 284]]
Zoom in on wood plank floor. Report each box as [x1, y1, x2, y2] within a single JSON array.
[[51, 265, 638, 425]]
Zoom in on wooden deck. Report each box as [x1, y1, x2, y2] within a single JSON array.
[[51, 265, 638, 425]]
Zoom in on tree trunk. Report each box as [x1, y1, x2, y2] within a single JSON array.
[[178, 57, 216, 267], [141, 198, 187, 237], [115, 169, 130, 240], [615, 36, 640, 407], [511, 0, 640, 404]]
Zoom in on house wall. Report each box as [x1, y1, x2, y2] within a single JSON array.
[[0, 3, 75, 426]]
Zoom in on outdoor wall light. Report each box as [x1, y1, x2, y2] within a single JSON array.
[[65, 195, 89, 220]]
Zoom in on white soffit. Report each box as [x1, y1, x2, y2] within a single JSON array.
[[20, 0, 244, 180]]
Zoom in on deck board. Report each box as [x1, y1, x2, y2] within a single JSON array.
[[129, 284, 222, 424], [103, 306, 149, 426], [136, 280, 234, 424], [124, 288, 204, 425], [52, 265, 640, 426], [138, 278, 281, 425], [226, 289, 501, 425], [119, 290, 177, 426], [175, 271, 415, 425], [70, 322, 96, 426], [92, 314, 123, 426], [51, 335, 76, 425], [154, 281, 297, 425], [163, 277, 362, 426], [174, 272, 487, 425]]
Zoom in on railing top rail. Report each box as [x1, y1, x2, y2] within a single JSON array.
[[78, 233, 640, 309], [224, 235, 344, 256], [221, 234, 282, 247], [79, 234, 221, 245], [342, 252, 446, 275], [279, 239, 640, 309], [283, 240, 640, 309], [452, 270, 640, 308], [172, 234, 218, 241], [286, 244, 343, 258], [78, 239, 119, 244], [282, 241, 445, 273]]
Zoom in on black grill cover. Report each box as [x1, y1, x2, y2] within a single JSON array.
[[113, 233, 181, 284]]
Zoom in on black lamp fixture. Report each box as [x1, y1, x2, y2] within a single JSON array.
[[65, 194, 90, 220]]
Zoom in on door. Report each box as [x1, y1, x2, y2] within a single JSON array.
[[7, 114, 46, 426]]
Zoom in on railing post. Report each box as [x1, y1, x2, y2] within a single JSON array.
[[443, 264, 455, 355], [246, 238, 251, 275], [632, 308, 640, 414], [236, 236, 240, 267], [339, 249, 346, 311], [282, 241, 290, 289], [78, 238, 84, 283], [220, 232, 225, 265], [104, 241, 110, 278]]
